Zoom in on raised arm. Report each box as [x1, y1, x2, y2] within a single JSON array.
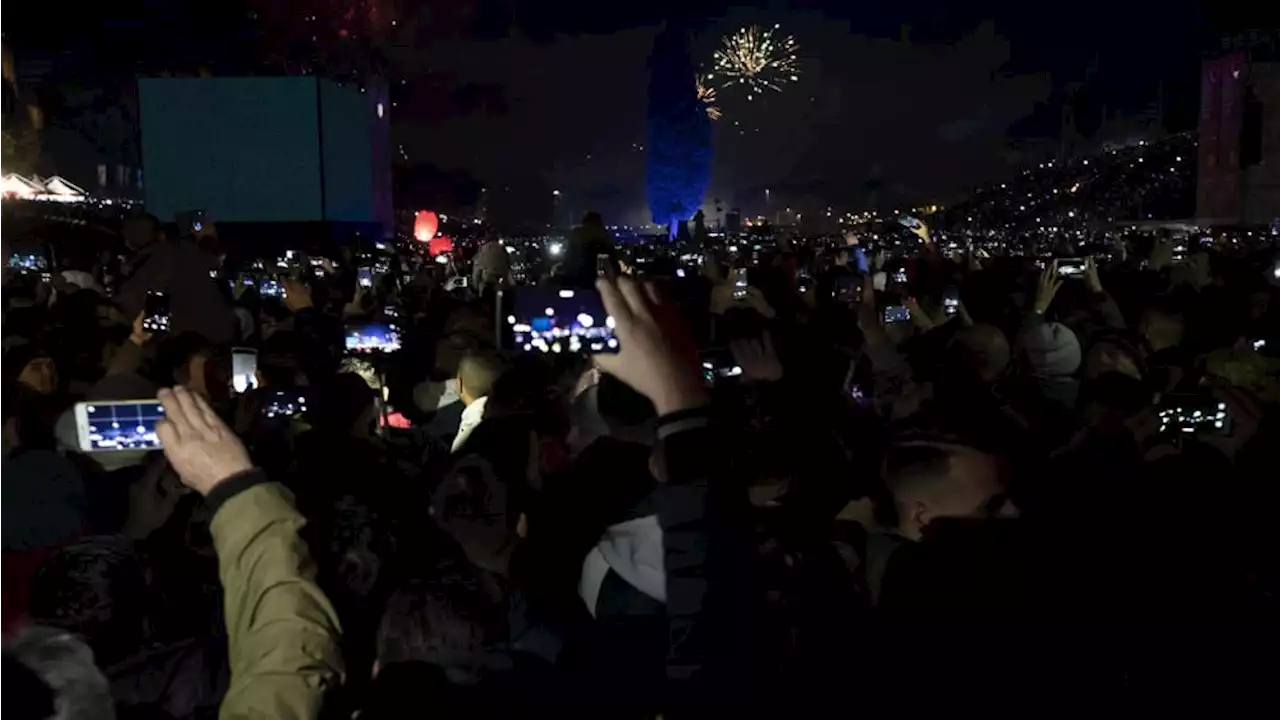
[[156, 386, 344, 719]]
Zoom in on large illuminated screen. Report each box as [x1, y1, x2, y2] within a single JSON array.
[[138, 77, 378, 224]]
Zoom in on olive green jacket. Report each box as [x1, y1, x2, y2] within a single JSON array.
[[210, 478, 344, 719]]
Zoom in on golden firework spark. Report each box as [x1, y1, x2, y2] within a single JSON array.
[[712, 23, 800, 101], [696, 74, 722, 120]]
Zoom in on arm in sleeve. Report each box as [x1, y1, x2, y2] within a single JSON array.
[[1087, 291, 1126, 331], [654, 409, 750, 715], [210, 474, 344, 720], [105, 337, 147, 377]]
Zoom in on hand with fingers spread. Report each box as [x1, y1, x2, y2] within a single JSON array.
[[1034, 262, 1064, 315], [594, 276, 708, 415], [730, 332, 784, 382], [156, 385, 254, 496]]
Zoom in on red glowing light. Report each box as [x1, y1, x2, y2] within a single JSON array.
[[428, 235, 454, 257], [413, 210, 439, 242]]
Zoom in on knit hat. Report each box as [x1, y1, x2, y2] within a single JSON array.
[[1020, 321, 1081, 378]]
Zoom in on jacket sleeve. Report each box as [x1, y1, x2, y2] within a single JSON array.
[[210, 475, 344, 720], [1086, 290, 1127, 331], [654, 409, 749, 716]]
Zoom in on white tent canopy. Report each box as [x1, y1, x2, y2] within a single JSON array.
[[2, 173, 89, 202]]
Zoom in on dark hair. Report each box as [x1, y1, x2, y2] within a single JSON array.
[[308, 372, 377, 434], [27, 535, 150, 666], [152, 332, 214, 387], [458, 349, 506, 403], [376, 565, 509, 682]]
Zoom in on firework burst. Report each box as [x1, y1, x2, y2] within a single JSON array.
[[695, 74, 723, 120], [712, 24, 800, 101]]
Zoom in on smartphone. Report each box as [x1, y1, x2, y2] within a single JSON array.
[[733, 269, 749, 300], [1158, 396, 1230, 437], [176, 210, 206, 235], [435, 254, 450, 265], [142, 290, 170, 333], [882, 305, 912, 325], [74, 400, 166, 452], [943, 288, 960, 317], [1056, 258, 1087, 278], [597, 253, 610, 278], [498, 286, 619, 354], [231, 347, 258, 394], [7, 252, 46, 271], [263, 390, 308, 420], [259, 278, 283, 298], [700, 359, 743, 384], [358, 267, 373, 288], [237, 272, 257, 288], [345, 322, 401, 353], [892, 268, 908, 285], [383, 305, 398, 318]]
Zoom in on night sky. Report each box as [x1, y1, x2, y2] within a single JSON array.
[[5, 0, 1256, 227]]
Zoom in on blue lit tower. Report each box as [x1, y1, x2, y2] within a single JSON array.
[[647, 24, 710, 240]]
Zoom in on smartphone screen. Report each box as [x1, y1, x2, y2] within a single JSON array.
[[733, 269, 749, 299], [358, 267, 373, 288], [499, 287, 619, 354], [943, 288, 960, 317], [231, 348, 258, 394], [142, 290, 170, 333], [259, 278, 283, 297], [1158, 396, 1230, 437], [8, 252, 47, 271], [700, 359, 743, 383], [345, 323, 401, 353], [263, 390, 308, 420], [1057, 258, 1087, 278], [883, 305, 912, 325], [74, 400, 166, 452]]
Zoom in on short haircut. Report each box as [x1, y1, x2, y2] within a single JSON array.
[[376, 565, 508, 682], [457, 350, 504, 401], [27, 535, 149, 667], [883, 443, 954, 498], [5, 626, 115, 720], [877, 443, 955, 528]]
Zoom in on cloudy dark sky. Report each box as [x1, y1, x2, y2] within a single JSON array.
[[398, 0, 1216, 225]]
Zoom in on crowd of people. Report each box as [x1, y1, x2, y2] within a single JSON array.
[[3, 199, 1279, 718]]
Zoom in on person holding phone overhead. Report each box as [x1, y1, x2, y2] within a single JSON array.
[[116, 211, 234, 345]]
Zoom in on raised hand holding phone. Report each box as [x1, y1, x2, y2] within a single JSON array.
[[593, 276, 707, 416], [155, 386, 254, 496], [1034, 262, 1064, 315]]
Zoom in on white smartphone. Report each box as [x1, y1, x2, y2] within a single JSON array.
[[231, 347, 258, 394], [74, 400, 166, 452]]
